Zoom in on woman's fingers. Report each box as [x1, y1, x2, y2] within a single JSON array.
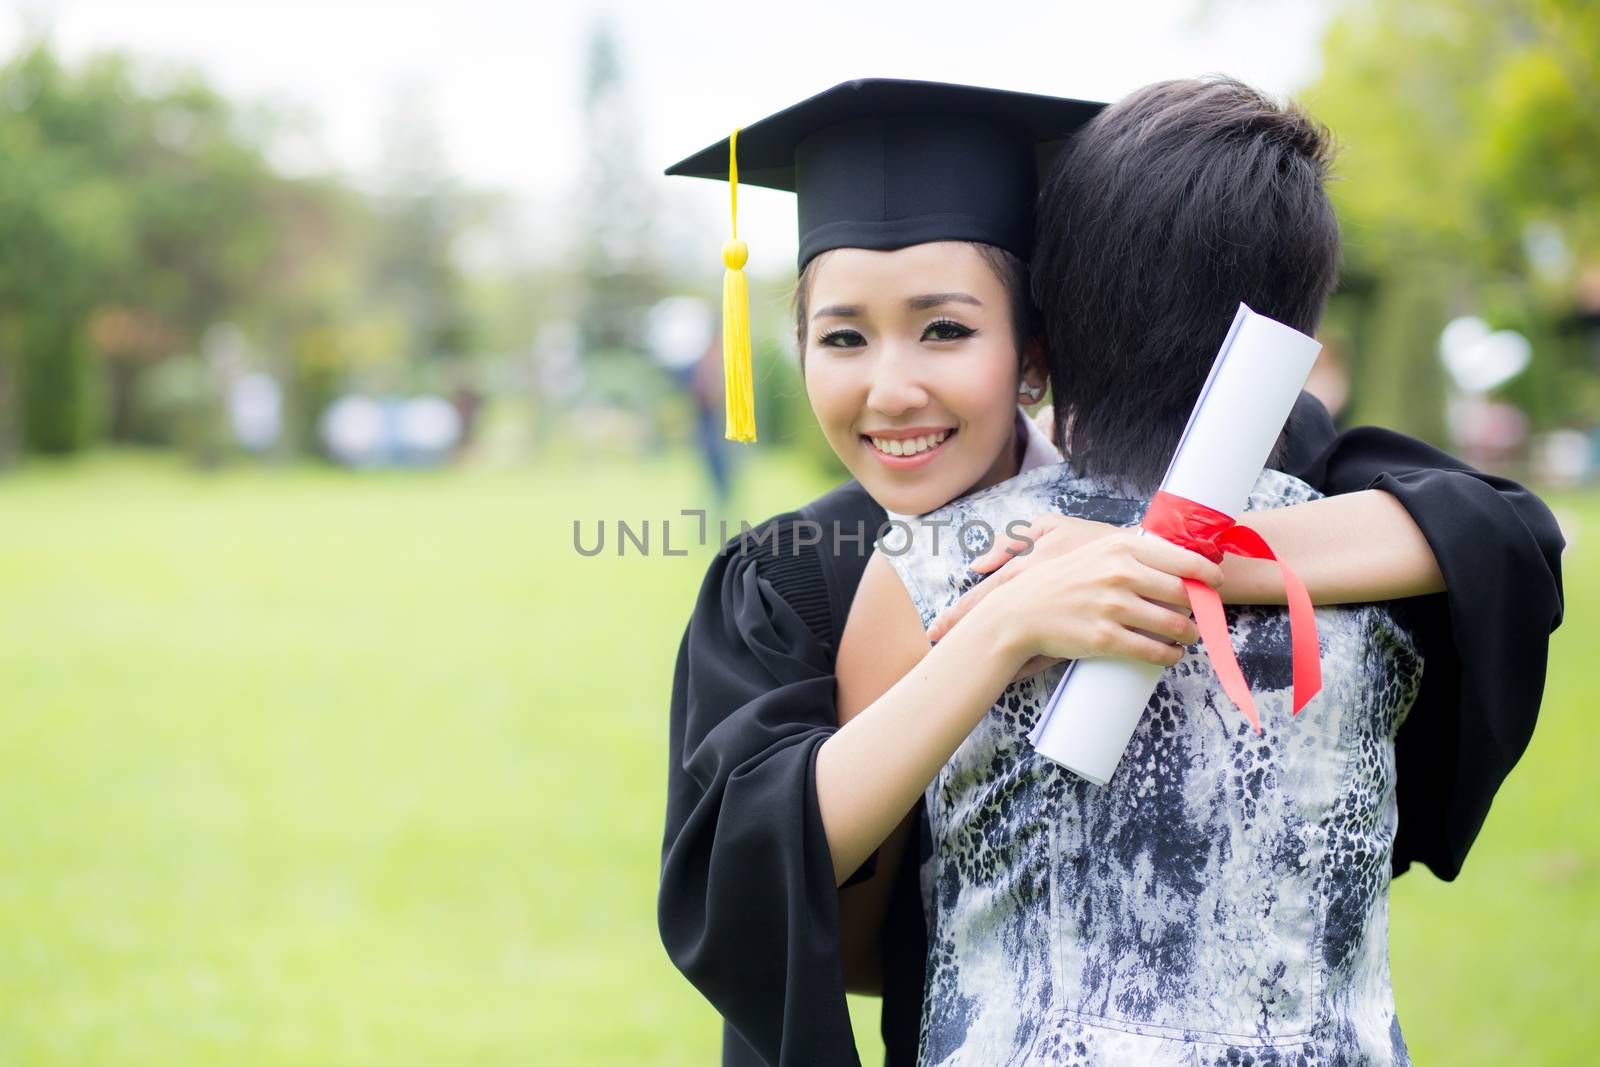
[[927, 572, 1007, 642], [969, 530, 1033, 574], [1109, 629, 1189, 667], [1131, 537, 1224, 588], [970, 514, 1065, 573], [947, 521, 1216, 670], [1119, 598, 1200, 646], [936, 515, 1090, 640], [1118, 565, 1191, 611], [1036, 612, 1188, 668]]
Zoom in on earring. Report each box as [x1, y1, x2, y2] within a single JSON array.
[[1021, 382, 1044, 402]]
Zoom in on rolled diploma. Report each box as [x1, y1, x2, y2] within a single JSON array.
[[1027, 304, 1323, 785]]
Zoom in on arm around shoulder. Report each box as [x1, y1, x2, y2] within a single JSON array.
[[1227, 489, 1445, 605]]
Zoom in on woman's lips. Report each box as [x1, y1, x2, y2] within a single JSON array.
[[861, 428, 956, 470]]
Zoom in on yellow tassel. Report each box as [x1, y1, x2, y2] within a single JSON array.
[[722, 128, 756, 443]]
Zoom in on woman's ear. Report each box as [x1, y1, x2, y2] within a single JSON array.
[[1017, 340, 1047, 404]]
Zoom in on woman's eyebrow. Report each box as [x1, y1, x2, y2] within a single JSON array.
[[907, 292, 982, 311], [812, 304, 862, 320]]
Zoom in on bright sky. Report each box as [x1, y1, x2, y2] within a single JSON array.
[[2, 0, 1335, 269]]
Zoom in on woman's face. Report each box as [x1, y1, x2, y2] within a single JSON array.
[[803, 242, 1042, 516]]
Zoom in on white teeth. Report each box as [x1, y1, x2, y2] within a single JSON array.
[[869, 430, 951, 457]]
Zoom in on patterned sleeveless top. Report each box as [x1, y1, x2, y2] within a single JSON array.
[[881, 461, 1423, 1067]]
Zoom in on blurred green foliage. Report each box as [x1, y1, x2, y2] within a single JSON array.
[[1307, 0, 1600, 438], [0, 42, 493, 465], [2, 3, 1594, 470], [0, 45, 285, 454]]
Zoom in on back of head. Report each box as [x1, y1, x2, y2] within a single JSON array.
[[1033, 77, 1340, 491]]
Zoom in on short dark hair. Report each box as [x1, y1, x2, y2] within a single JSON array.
[[1033, 77, 1341, 490], [794, 242, 1038, 360]]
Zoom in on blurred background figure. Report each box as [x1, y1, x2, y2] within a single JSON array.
[[319, 394, 387, 467], [1439, 315, 1534, 469], [647, 295, 732, 504], [229, 371, 283, 454], [393, 394, 463, 466]]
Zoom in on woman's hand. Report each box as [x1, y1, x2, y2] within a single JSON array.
[[926, 513, 1118, 645], [821, 534, 1217, 885], [969, 528, 1223, 683]]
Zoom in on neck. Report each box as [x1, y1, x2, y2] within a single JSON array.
[[961, 411, 1026, 498]]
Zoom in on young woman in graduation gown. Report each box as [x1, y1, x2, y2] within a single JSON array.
[[656, 80, 1565, 1067]]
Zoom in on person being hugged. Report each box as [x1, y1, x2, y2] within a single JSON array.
[[660, 82, 1230, 1067]]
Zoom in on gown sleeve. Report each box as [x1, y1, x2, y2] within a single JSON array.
[[658, 512, 866, 1067], [1284, 410, 1566, 880]]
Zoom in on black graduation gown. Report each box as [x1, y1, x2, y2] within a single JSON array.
[[657, 393, 1565, 1067], [1290, 420, 1566, 878], [659, 480, 884, 1067]]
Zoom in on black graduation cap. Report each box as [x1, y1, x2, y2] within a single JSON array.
[[666, 78, 1106, 270], [667, 78, 1104, 445]]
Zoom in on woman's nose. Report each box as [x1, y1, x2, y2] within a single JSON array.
[[864, 345, 930, 417]]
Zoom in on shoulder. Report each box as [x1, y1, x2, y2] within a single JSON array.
[[880, 462, 1077, 564], [705, 480, 884, 651], [1278, 390, 1337, 479], [799, 478, 886, 530], [1244, 468, 1326, 511]]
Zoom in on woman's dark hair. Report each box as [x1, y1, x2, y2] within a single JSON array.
[[793, 242, 1038, 362], [1033, 77, 1341, 490]]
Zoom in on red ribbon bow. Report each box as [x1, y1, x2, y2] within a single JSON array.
[[1141, 490, 1322, 734]]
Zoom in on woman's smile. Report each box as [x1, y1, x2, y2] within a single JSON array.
[[862, 427, 957, 468]]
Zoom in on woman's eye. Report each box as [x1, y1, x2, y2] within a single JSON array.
[[816, 328, 866, 348], [923, 319, 975, 342]]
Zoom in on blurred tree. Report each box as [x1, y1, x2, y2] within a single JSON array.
[[0, 43, 300, 457], [1305, 0, 1600, 440], [246, 177, 378, 457], [0, 46, 133, 454], [372, 84, 480, 375], [572, 17, 664, 397], [0, 42, 485, 463]]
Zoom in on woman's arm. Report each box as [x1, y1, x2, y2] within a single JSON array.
[[819, 533, 1220, 886], [1227, 489, 1443, 602], [838, 810, 914, 994], [833, 593, 924, 994], [925, 488, 1443, 644], [1025, 398, 1444, 605], [821, 552, 1014, 888]]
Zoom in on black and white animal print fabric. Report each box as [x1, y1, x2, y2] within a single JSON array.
[[881, 463, 1423, 1067]]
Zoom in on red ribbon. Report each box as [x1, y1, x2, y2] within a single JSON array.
[[1141, 490, 1322, 735]]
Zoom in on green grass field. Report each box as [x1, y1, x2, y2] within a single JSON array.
[[0, 452, 1594, 1065]]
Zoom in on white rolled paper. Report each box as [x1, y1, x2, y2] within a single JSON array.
[[1028, 304, 1323, 785]]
